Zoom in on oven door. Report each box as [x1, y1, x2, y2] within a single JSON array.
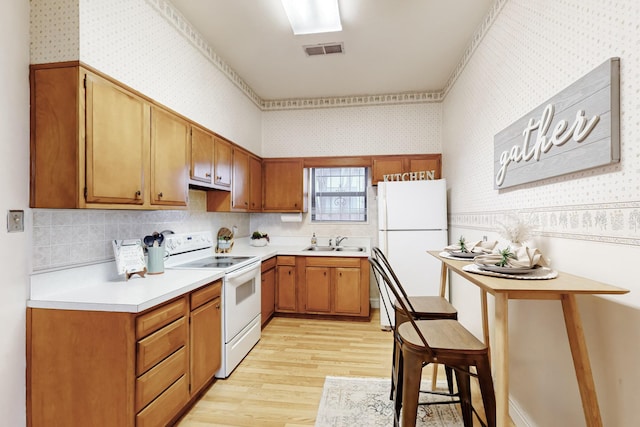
[[224, 261, 261, 342]]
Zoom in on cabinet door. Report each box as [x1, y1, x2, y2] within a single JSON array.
[[371, 158, 404, 185], [151, 107, 188, 206], [275, 265, 297, 312], [261, 267, 275, 326], [249, 155, 262, 211], [85, 73, 149, 205], [305, 267, 331, 313], [190, 296, 221, 395], [262, 159, 305, 212], [333, 267, 362, 315], [407, 157, 441, 180], [190, 126, 214, 184], [231, 148, 250, 210], [213, 137, 232, 189]]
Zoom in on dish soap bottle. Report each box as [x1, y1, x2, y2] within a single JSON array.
[[311, 233, 317, 246]]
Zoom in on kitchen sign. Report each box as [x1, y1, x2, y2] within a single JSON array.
[[493, 57, 620, 189], [383, 170, 436, 182]]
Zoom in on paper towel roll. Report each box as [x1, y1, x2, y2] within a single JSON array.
[[280, 213, 302, 222]]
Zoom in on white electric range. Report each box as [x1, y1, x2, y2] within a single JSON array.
[[165, 231, 262, 378]]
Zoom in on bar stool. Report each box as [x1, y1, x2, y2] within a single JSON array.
[[370, 257, 496, 427], [371, 247, 458, 397]]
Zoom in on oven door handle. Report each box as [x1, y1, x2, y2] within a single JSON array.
[[225, 262, 260, 282]]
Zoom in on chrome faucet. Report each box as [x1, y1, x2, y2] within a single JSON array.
[[336, 236, 348, 246]]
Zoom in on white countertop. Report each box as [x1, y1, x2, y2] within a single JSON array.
[[28, 236, 370, 314]]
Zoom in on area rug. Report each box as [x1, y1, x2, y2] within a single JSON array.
[[315, 376, 463, 427]]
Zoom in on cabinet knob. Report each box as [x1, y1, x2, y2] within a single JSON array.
[[205, 173, 211, 177], [158, 192, 163, 198], [135, 190, 141, 198], [216, 303, 220, 310]]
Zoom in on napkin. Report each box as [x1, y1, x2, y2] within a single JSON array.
[[445, 240, 498, 254], [474, 245, 550, 268]]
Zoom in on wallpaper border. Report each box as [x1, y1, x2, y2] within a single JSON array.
[[450, 201, 640, 246], [150, 0, 506, 111]]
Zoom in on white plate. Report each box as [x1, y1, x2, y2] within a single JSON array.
[[476, 264, 539, 274], [449, 251, 478, 259]]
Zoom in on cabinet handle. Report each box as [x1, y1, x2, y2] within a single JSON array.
[[205, 173, 211, 177], [158, 192, 163, 198], [216, 303, 220, 310], [135, 190, 141, 198]]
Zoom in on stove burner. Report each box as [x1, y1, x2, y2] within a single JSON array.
[[173, 256, 253, 270]]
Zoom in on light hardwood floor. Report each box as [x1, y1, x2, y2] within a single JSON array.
[[176, 310, 486, 426]]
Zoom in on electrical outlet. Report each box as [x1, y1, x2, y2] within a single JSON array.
[[7, 210, 24, 233]]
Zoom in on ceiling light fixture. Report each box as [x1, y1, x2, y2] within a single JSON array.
[[281, 0, 342, 35]]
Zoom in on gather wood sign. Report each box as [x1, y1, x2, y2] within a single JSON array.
[[493, 57, 620, 189]]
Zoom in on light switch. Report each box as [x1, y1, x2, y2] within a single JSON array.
[[7, 210, 24, 233]]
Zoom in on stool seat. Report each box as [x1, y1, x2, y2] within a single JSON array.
[[395, 296, 458, 320], [398, 319, 487, 353]]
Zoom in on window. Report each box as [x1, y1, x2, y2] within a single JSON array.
[[311, 167, 367, 222]]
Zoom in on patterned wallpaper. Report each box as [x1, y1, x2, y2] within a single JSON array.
[[262, 103, 442, 158], [443, 0, 640, 246]]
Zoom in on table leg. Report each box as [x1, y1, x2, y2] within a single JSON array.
[[431, 263, 449, 390], [561, 294, 603, 427], [494, 293, 509, 427], [481, 289, 491, 361]]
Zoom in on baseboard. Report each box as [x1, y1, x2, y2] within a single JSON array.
[[509, 396, 534, 427], [370, 298, 379, 309]]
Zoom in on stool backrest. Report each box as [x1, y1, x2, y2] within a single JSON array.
[[369, 256, 434, 356]]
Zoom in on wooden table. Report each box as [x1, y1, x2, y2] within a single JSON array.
[[428, 251, 629, 427]]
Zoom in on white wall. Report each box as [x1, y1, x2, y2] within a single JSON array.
[[443, 1, 640, 425], [0, 2, 30, 425]]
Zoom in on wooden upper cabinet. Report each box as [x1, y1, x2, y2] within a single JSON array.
[[150, 107, 189, 207], [262, 159, 307, 212], [231, 148, 250, 210], [189, 125, 214, 185], [85, 73, 149, 205], [213, 137, 232, 189], [29, 64, 189, 210], [249, 155, 262, 212], [371, 154, 442, 185]]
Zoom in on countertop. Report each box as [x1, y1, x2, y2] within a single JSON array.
[[28, 236, 370, 314]]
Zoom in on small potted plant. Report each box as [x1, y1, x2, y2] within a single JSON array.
[[250, 231, 270, 247], [217, 235, 232, 250]]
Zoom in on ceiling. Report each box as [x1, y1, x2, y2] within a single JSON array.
[[168, 0, 494, 101]]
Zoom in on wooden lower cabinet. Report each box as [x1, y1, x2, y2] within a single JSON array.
[[275, 256, 298, 312], [302, 257, 370, 317], [273, 256, 370, 318], [27, 280, 222, 427]]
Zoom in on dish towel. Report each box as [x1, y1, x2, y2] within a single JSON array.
[[444, 240, 498, 254], [474, 245, 550, 268]]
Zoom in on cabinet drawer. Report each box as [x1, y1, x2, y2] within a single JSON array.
[[277, 255, 296, 266], [261, 256, 276, 271], [191, 280, 222, 310], [305, 256, 360, 268], [136, 297, 187, 339], [136, 374, 189, 427], [137, 317, 187, 375], [135, 346, 188, 411]]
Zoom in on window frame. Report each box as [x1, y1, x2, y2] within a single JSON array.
[[310, 167, 368, 223]]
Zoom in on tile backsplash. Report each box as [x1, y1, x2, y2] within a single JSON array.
[[31, 189, 249, 271]]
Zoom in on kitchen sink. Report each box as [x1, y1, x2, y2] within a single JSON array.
[[334, 246, 366, 252], [303, 245, 367, 252]]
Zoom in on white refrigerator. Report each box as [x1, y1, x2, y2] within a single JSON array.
[[377, 179, 448, 328]]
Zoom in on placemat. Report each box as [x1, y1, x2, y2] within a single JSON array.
[[462, 263, 558, 280]]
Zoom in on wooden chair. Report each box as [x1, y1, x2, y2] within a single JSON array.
[[370, 257, 496, 427], [371, 247, 458, 397]]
